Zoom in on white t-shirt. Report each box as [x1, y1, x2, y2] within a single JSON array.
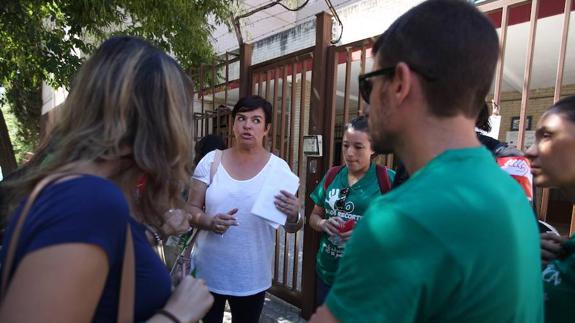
[[191, 150, 292, 296]]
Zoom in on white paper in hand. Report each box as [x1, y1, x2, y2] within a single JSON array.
[[251, 163, 299, 228]]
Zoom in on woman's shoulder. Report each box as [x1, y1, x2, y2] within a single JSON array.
[[41, 175, 130, 223], [53, 175, 125, 202], [197, 149, 227, 167], [269, 153, 291, 169]]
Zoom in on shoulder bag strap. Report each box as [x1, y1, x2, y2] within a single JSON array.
[[117, 225, 134, 323], [0, 173, 135, 323], [209, 149, 223, 185], [1, 172, 78, 299]]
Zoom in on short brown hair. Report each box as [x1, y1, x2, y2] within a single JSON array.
[[373, 0, 499, 118]]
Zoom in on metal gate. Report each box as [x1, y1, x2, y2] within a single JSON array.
[[249, 48, 314, 307]]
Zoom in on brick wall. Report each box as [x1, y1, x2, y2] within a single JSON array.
[[488, 83, 575, 146]]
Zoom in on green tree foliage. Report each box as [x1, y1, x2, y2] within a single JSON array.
[[0, 0, 236, 174]]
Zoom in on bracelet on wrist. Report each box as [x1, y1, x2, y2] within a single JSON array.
[[156, 309, 182, 323], [287, 212, 301, 225]]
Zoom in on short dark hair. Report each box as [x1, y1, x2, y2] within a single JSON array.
[[194, 134, 226, 165], [232, 95, 273, 125], [344, 115, 369, 133], [372, 0, 499, 118], [476, 102, 492, 132], [546, 95, 575, 123]]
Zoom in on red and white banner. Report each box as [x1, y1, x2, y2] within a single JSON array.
[[497, 156, 533, 200]]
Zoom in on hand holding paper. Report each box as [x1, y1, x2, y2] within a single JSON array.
[[251, 164, 299, 228], [274, 190, 300, 221]]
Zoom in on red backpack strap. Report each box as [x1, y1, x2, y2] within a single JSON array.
[[323, 166, 344, 191], [375, 165, 392, 193]]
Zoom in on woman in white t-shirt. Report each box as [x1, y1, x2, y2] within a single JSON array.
[[187, 95, 304, 323]]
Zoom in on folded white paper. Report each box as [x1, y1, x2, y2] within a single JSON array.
[[251, 163, 299, 228]]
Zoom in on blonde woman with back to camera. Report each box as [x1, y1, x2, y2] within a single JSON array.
[[0, 36, 213, 323]]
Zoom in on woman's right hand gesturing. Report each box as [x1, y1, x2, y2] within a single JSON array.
[[209, 208, 239, 234], [151, 276, 214, 323]]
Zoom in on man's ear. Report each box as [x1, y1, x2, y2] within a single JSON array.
[[393, 62, 413, 105]]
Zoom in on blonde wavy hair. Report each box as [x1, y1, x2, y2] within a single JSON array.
[[4, 36, 194, 228]]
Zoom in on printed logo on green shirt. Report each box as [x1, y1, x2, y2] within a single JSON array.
[[543, 263, 561, 286]]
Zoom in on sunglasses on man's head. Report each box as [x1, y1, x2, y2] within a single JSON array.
[[334, 187, 350, 211], [358, 65, 437, 104]]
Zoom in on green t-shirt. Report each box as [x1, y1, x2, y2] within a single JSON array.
[[543, 236, 575, 323], [310, 163, 395, 285], [326, 147, 543, 323]]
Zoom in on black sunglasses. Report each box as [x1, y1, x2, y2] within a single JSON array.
[[358, 65, 437, 104], [334, 187, 350, 211], [358, 67, 396, 104]]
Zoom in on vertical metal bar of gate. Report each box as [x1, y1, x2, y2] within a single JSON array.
[[358, 46, 366, 116], [325, 46, 338, 168], [200, 64, 205, 138], [290, 61, 299, 290], [280, 64, 290, 285], [272, 67, 280, 282], [266, 70, 272, 104], [298, 62, 307, 182], [517, 0, 539, 150], [252, 73, 258, 95], [493, 4, 510, 107], [281, 65, 288, 157], [258, 72, 263, 97], [209, 60, 216, 136], [272, 68, 280, 153], [341, 49, 353, 164], [289, 62, 298, 167], [343, 49, 352, 127]]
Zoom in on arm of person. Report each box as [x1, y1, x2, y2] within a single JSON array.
[[0, 244, 109, 323], [309, 205, 340, 236], [187, 178, 212, 230], [276, 190, 304, 233], [541, 232, 569, 268], [310, 305, 340, 323], [187, 179, 238, 234], [147, 276, 214, 323]]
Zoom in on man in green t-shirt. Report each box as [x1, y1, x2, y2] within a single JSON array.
[[310, 1, 543, 322]]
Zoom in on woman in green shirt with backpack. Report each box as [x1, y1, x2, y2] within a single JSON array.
[[309, 116, 395, 305]]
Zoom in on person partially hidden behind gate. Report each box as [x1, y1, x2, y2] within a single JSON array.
[[308, 116, 394, 306], [311, 0, 543, 322]]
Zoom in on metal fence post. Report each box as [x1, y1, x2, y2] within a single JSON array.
[[239, 43, 253, 98], [301, 11, 333, 320]]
